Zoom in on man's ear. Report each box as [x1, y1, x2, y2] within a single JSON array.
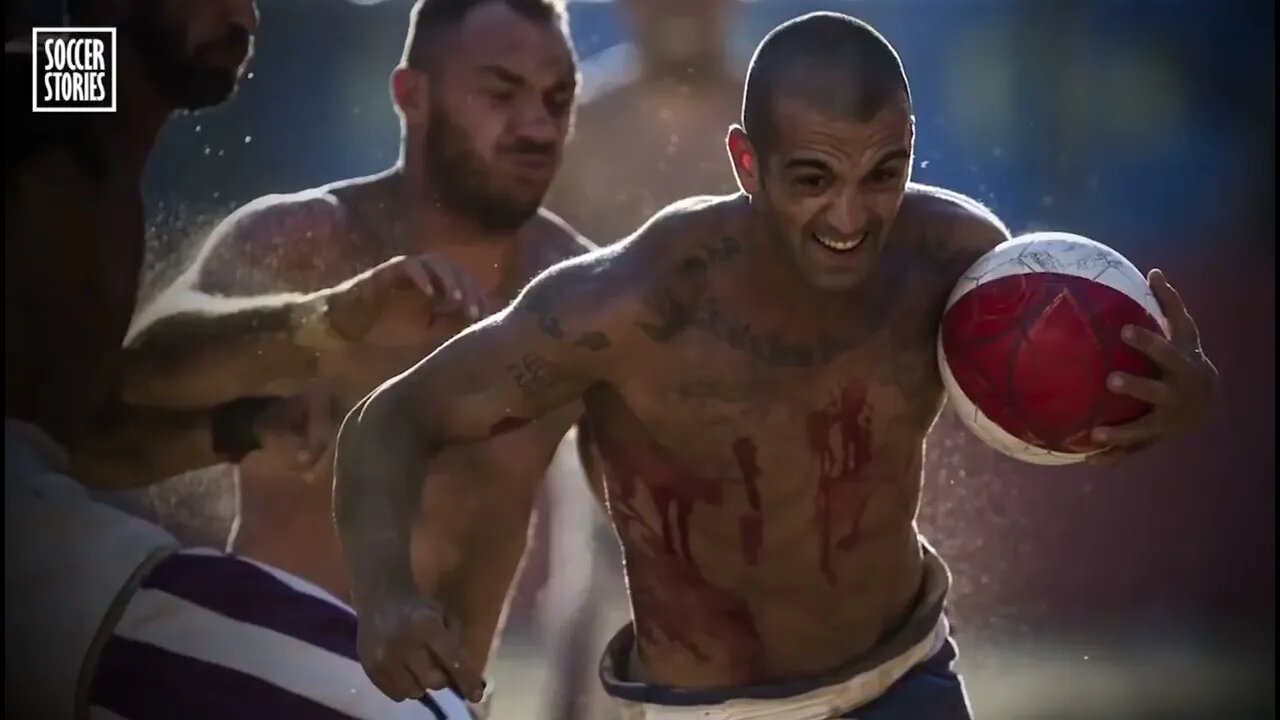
[[726, 125, 761, 196], [390, 66, 430, 126]]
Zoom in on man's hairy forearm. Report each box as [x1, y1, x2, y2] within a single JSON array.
[[122, 293, 327, 409], [334, 389, 433, 610]]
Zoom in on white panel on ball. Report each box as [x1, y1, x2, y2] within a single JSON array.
[[944, 232, 1168, 339]]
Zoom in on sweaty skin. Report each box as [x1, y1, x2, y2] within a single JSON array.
[[122, 170, 592, 669], [336, 185, 1009, 689]]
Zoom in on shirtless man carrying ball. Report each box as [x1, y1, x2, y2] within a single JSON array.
[[335, 12, 1217, 718]]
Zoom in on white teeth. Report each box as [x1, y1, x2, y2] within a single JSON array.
[[813, 232, 866, 253]]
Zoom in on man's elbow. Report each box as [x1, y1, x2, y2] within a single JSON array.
[[334, 385, 422, 488]]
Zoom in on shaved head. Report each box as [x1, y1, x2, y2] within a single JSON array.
[[742, 12, 910, 161]]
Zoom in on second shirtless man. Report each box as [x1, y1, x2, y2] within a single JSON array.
[[115, 0, 591, 693]]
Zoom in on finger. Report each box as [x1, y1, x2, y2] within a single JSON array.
[[368, 661, 422, 702], [414, 616, 485, 702], [367, 667, 406, 701], [1148, 269, 1199, 346], [454, 271, 488, 322], [1122, 326, 1186, 372], [1092, 416, 1163, 446], [398, 255, 435, 298], [420, 256, 467, 312], [362, 256, 414, 301], [379, 665, 425, 702], [403, 646, 449, 694], [1107, 372, 1179, 406]]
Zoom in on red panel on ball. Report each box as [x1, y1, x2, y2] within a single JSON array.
[[941, 272, 1162, 453]]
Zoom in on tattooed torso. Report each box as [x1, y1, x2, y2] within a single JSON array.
[[571, 188, 998, 686]]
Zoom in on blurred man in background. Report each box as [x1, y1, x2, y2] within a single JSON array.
[[540, 2, 744, 717], [6, 0, 468, 717], [110, 0, 592, 710], [544, 0, 743, 245]]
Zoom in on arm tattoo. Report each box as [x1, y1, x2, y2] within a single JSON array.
[[522, 277, 612, 351], [507, 352, 564, 397]]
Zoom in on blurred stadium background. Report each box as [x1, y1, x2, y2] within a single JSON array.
[[137, 0, 1274, 717]]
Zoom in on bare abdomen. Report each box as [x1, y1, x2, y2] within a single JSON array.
[[624, 519, 925, 688]]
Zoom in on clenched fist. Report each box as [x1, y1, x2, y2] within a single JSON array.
[[356, 592, 486, 704]]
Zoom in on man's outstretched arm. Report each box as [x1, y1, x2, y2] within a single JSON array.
[[334, 251, 634, 702]]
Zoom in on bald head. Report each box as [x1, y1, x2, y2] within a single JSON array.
[[742, 12, 910, 160]]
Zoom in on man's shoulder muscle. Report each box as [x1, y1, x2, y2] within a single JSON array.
[[194, 187, 354, 295], [518, 195, 723, 304], [902, 183, 1012, 279], [513, 195, 738, 350]]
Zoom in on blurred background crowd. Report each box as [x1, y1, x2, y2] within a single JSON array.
[[128, 0, 1272, 717]]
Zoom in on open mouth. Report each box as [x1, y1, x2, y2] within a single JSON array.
[[811, 231, 868, 254]]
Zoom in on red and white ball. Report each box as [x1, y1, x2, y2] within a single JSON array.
[[938, 232, 1169, 465]]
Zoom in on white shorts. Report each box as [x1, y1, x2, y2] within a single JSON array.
[[599, 552, 968, 720]]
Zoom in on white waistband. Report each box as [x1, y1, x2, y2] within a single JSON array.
[[612, 613, 951, 720]]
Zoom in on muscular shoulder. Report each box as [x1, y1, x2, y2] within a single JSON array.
[[193, 186, 353, 295], [512, 195, 740, 347], [628, 193, 738, 241], [518, 208, 599, 272], [900, 183, 1012, 279]]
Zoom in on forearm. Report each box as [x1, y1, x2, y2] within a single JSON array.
[[123, 293, 333, 409], [334, 387, 435, 611], [432, 512, 536, 670]]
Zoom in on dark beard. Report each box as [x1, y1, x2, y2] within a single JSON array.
[[121, 0, 250, 111], [422, 105, 542, 232]]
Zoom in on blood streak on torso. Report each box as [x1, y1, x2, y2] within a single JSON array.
[[806, 382, 876, 586], [591, 410, 765, 676]]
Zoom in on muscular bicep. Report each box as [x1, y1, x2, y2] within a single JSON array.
[[373, 254, 628, 449], [391, 311, 593, 447]]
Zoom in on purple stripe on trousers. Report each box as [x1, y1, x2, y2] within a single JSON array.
[[138, 551, 451, 718], [90, 635, 360, 720], [141, 552, 359, 660]]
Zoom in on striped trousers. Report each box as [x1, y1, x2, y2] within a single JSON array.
[[88, 549, 471, 720]]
